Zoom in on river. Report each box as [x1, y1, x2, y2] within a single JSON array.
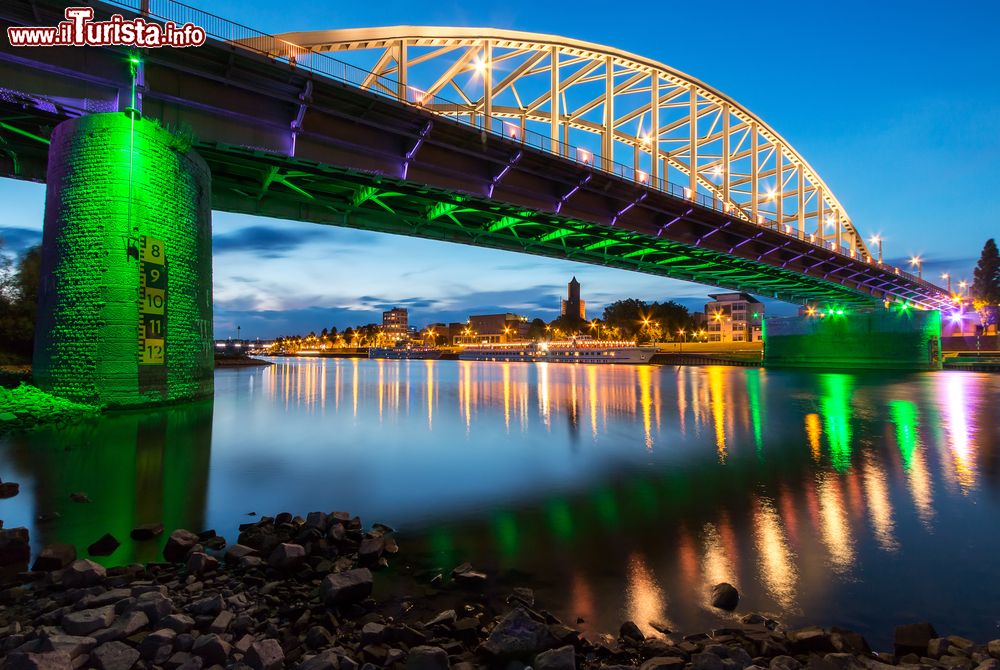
[[1, 358, 998, 648]]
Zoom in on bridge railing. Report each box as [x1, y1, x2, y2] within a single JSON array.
[[98, 0, 940, 300]]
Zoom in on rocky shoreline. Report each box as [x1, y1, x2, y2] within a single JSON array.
[[1, 511, 998, 670]]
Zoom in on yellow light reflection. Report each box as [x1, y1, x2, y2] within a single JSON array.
[[708, 367, 727, 462], [701, 522, 737, 611], [625, 552, 669, 636], [862, 452, 897, 552], [752, 496, 797, 609], [816, 473, 854, 572], [638, 365, 654, 450], [805, 413, 821, 462], [587, 365, 598, 438], [537, 363, 550, 428]]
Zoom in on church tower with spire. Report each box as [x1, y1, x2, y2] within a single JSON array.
[[560, 276, 586, 320]]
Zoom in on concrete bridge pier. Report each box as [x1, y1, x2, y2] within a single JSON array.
[[34, 112, 214, 407], [763, 309, 943, 371]]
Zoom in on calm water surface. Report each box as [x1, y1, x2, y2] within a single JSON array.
[[2, 358, 999, 647]]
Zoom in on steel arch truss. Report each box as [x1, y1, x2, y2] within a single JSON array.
[[268, 26, 870, 259]]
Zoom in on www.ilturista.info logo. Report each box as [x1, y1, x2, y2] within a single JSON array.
[[7, 7, 206, 48]]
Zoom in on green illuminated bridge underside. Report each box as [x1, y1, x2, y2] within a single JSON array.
[[206, 146, 882, 307]]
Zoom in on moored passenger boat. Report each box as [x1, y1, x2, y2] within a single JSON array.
[[458, 340, 656, 364], [368, 346, 442, 360]]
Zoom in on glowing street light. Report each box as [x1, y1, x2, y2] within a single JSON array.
[[869, 234, 883, 264], [941, 272, 952, 294], [909, 255, 922, 279]]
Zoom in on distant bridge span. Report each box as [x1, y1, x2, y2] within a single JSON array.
[[0, 0, 950, 310]]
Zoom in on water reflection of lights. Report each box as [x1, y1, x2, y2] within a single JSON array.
[[426, 359, 435, 429], [862, 452, 898, 552], [587, 366, 599, 438], [538, 363, 551, 428], [816, 473, 854, 572], [708, 367, 727, 462], [752, 496, 797, 608], [625, 552, 669, 636], [638, 366, 654, 450], [943, 374, 976, 493], [502, 363, 511, 432], [805, 413, 822, 462], [701, 521, 737, 610]]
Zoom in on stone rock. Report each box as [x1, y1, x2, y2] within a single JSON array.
[[41, 634, 96, 659], [895, 623, 938, 657], [88, 533, 121, 557], [32, 543, 77, 571], [186, 551, 218, 575], [3, 651, 73, 670], [305, 512, 328, 529], [976, 661, 1000, 670], [163, 529, 200, 562], [268, 542, 306, 570], [130, 523, 164, 541], [246, 639, 285, 670], [92, 640, 141, 670], [640, 658, 687, 670], [62, 605, 116, 636], [451, 562, 487, 586], [225, 544, 258, 563], [535, 645, 576, 670], [769, 657, 802, 670], [481, 607, 554, 658], [620, 621, 644, 642], [358, 537, 384, 564], [0, 526, 30, 568], [210, 610, 234, 634], [63, 559, 107, 587], [0, 480, 19, 499], [321, 568, 373, 605], [306, 626, 333, 649], [989, 641, 1000, 660], [787, 627, 835, 654], [188, 593, 224, 616], [139, 628, 177, 660], [298, 650, 341, 670], [406, 645, 450, 670], [362, 622, 386, 644], [692, 653, 725, 670], [69, 492, 91, 503], [134, 591, 173, 623], [191, 633, 231, 665], [711, 583, 740, 611], [161, 614, 195, 634]]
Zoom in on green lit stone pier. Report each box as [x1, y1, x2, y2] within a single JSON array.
[[33, 112, 214, 407], [763, 308, 943, 371]]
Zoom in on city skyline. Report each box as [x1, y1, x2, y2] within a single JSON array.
[[1, 0, 997, 338]]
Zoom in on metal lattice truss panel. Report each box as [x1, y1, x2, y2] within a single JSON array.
[[266, 26, 869, 258]]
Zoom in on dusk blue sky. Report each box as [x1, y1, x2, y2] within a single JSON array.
[[2, 0, 998, 338]]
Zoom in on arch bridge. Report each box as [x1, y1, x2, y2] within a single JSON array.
[[0, 0, 949, 313]]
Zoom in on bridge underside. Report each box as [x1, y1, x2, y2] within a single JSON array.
[[204, 146, 880, 307], [0, 0, 948, 310]]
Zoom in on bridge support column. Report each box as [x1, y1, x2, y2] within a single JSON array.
[[34, 112, 214, 407], [763, 309, 942, 371]]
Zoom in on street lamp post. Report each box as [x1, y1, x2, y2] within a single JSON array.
[[909, 256, 922, 279], [869, 235, 884, 264], [941, 273, 951, 294]]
